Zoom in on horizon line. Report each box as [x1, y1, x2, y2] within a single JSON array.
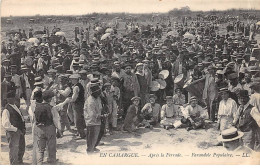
[[1, 7, 259, 18]]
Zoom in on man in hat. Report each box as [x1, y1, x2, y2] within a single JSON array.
[[217, 87, 238, 132], [2, 90, 26, 165], [37, 53, 50, 74], [232, 90, 257, 150], [10, 65, 22, 108], [249, 77, 260, 151], [227, 72, 242, 104], [160, 96, 179, 130], [135, 63, 149, 107], [203, 65, 218, 121], [20, 65, 35, 111], [182, 96, 208, 131], [67, 74, 86, 139], [2, 73, 16, 109], [218, 127, 252, 153], [84, 84, 103, 153], [79, 70, 90, 99], [56, 75, 74, 135], [34, 90, 64, 164], [1, 59, 10, 81], [141, 94, 161, 128], [121, 63, 140, 119]]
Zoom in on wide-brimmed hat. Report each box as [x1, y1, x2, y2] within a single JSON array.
[[218, 127, 244, 142], [69, 74, 80, 79], [131, 96, 141, 102], [34, 76, 44, 86], [219, 87, 229, 93]]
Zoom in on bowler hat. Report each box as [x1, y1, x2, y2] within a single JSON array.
[[237, 90, 249, 98]]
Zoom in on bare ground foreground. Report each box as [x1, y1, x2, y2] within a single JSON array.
[[1, 19, 260, 165], [1, 100, 260, 165]]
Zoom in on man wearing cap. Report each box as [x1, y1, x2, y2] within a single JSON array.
[[218, 127, 253, 153], [84, 84, 103, 153], [182, 96, 208, 131], [2, 91, 26, 165], [232, 90, 257, 150], [68, 74, 86, 139]]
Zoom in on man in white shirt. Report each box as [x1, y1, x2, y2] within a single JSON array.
[[217, 87, 238, 132], [2, 91, 25, 165]]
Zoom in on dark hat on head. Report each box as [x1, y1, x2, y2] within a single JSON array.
[[237, 90, 249, 98], [149, 94, 157, 99], [90, 84, 101, 94], [131, 96, 141, 102], [42, 90, 55, 101]]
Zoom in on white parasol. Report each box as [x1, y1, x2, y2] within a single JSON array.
[[101, 33, 111, 40], [27, 38, 39, 44], [55, 31, 65, 36]]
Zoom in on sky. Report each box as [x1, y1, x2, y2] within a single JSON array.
[[1, 0, 260, 17]]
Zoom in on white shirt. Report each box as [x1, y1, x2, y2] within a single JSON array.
[[2, 104, 24, 132], [218, 98, 238, 119]]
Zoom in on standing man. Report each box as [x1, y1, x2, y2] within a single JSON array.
[[84, 84, 103, 153], [233, 90, 256, 150], [68, 74, 86, 139], [2, 91, 26, 165], [203, 65, 218, 121], [34, 90, 63, 164], [10, 65, 22, 108], [121, 64, 140, 119]]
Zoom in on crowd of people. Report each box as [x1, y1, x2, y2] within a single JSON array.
[[1, 14, 260, 164]]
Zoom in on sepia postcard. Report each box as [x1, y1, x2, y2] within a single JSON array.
[[1, 0, 260, 165]]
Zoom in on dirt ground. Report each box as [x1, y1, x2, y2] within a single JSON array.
[[1, 19, 260, 165]]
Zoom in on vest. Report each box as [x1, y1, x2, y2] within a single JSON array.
[[238, 104, 255, 132], [34, 103, 54, 126], [75, 83, 85, 104], [6, 104, 25, 131]]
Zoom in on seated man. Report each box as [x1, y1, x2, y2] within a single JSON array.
[[181, 96, 208, 131], [160, 96, 181, 130], [140, 94, 161, 129], [172, 88, 186, 116]]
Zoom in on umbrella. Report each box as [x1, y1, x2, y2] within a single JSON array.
[[167, 30, 179, 37], [183, 32, 195, 40], [55, 31, 65, 36], [34, 31, 45, 35], [95, 27, 103, 32], [101, 33, 111, 40], [27, 38, 39, 44], [105, 28, 114, 33], [256, 21, 260, 25]]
